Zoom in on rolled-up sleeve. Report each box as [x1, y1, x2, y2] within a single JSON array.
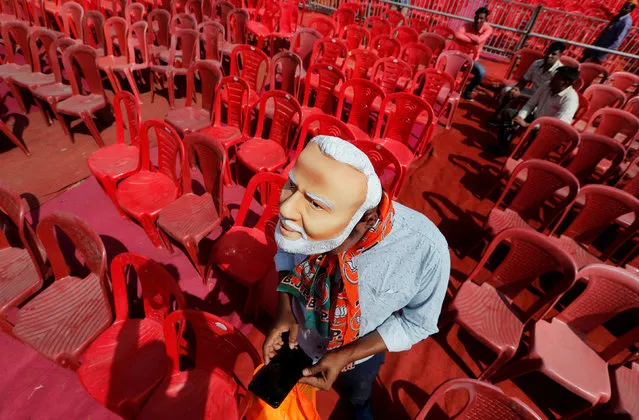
[[376, 247, 451, 352], [274, 248, 296, 272]]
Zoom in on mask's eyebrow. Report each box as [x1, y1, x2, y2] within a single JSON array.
[[307, 192, 335, 210]]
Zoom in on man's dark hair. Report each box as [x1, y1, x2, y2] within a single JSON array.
[[555, 66, 580, 85], [475, 7, 490, 16], [547, 41, 566, 54]]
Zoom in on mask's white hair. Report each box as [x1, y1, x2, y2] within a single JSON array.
[[275, 135, 382, 255]]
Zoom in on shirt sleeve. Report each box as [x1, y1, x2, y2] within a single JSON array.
[[475, 24, 493, 44], [274, 247, 298, 272], [517, 84, 544, 120], [555, 92, 580, 124], [522, 60, 538, 82], [376, 243, 451, 352], [455, 24, 473, 43]]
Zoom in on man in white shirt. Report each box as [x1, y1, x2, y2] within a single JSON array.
[[484, 66, 580, 156], [263, 136, 450, 419], [491, 41, 566, 121]]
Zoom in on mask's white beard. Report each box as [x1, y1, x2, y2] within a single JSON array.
[[275, 215, 360, 255]]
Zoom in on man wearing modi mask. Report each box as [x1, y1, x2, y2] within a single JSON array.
[[263, 136, 450, 419]]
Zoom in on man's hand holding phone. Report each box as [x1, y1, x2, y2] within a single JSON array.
[[263, 292, 300, 364]]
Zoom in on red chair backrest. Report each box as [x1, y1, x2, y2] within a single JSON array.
[[495, 159, 580, 232], [27, 28, 57, 74], [114, 91, 141, 147], [336, 78, 385, 134], [431, 24, 455, 41], [565, 133, 625, 184], [375, 92, 434, 155], [311, 37, 347, 66], [214, 0, 235, 28], [466, 228, 577, 323], [585, 107, 639, 148], [386, 9, 404, 27], [227, 8, 249, 44], [578, 62, 608, 92], [253, 90, 302, 153], [171, 12, 197, 30], [185, 0, 203, 23], [552, 185, 639, 261], [342, 48, 378, 80], [127, 21, 149, 66], [352, 140, 403, 199], [400, 42, 433, 73], [83, 11, 106, 52], [168, 28, 199, 68], [183, 132, 226, 217], [1, 21, 32, 66], [138, 120, 188, 193], [333, 7, 355, 34], [259, 1, 281, 32], [371, 57, 412, 95], [125, 2, 145, 24], [364, 16, 391, 39], [293, 113, 356, 159], [302, 63, 344, 114], [392, 26, 418, 44], [63, 44, 105, 97], [198, 21, 225, 61], [279, 2, 299, 34], [37, 211, 107, 283], [111, 252, 186, 324], [625, 96, 639, 119], [291, 27, 322, 66], [185, 60, 222, 111], [147, 9, 171, 49], [230, 44, 269, 94], [415, 378, 542, 420], [435, 50, 474, 92], [61, 2, 84, 40], [582, 84, 627, 121], [270, 51, 303, 97], [418, 32, 446, 58], [503, 48, 544, 84], [234, 172, 287, 234], [559, 56, 580, 69], [607, 71, 639, 97], [411, 68, 455, 113], [213, 76, 250, 131], [369, 34, 400, 58], [308, 15, 336, 37], [408, 17, 429, 34], [104, 17, 128, 59], [341, 24, 369, 50], [510, 117, 581, 163]]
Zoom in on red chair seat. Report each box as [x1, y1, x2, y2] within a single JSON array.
[[237, 139, 287, 172], [610, 363, 639, 417], [11, 72, 56, 88], [156, 49, 183, 64], [373, 138, 414, 166], [32, 82, 73, 101], [97, 55, 128, 70], [199, 125, 243, 146], [348, 123, 371, 141], [452, 282, 523, 353], [553, 235, 601, 268], [116, 172, 179, 217], [57, 94, 106, 114], [77, 319, 167, 415], [150, 65, 189, 76], [0, 247, 42, 311], [13, 273, 112, 365], [149, 45, 169, 59], [87, 143, 139, 179], [485, 208, 533, 237], [530, 319, 611, 405], [301, 106, 322, 121], [157, 193, 221, 243], [212, 226, 276, 284], [247, 21, 270, 38], [165, 107, 211, 134], [138, 368, 239, 420], [0, 63, 31, 77]]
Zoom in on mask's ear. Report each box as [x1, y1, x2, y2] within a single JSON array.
[[362, 209, 379, 229]]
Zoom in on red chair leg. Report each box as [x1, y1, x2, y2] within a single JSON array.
[[124, 69, 143, 105], [183, 239, 204, 277], [489, 357, 543, 384], [7, 81, 28, 113], [99, 177, 128, 218], [478, 349, 516, 381], [167, 72, 176, 109], [82, 114, 105, 148], [139, 216, 166, 248], [35, 98, 52, 126], [0, 121, 30, 156], [150, 70, 156, 104], [51, 105, 71, 137]]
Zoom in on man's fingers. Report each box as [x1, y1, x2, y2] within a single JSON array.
[[302, 363, 324, 377], [288, 323, 299, 349], [299, 376, 327, 390]]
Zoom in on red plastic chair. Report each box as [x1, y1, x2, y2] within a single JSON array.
[[400, 42, 432, 73], [336, 78, 384, 141], [352, 139, 404, 199], [560, 55, 580, 69], [60, 2, 84, 40], [83, 11, 106, 55], [269, 1, 299, 54], [576, 84, 627, 127], [411, 68, 455, 120], [446, 227, 577, 380], [220, 9, 249, 56], [549, 185, 639, 267], [158, 133, 226, 277], [364, 15, 391, 39], [578, 62, 608, 93], [341, 47, 378, 80], [198, 20, 225, 61], [77, 252, 186, 419], [484, 159, 579, 241], [432, 24, 455, 42], [418, 32, 446, 60], [392, 26, 418, 45], [185, 0, 203, 23], [245, 1, 280, 51], [165, 60, 222, 136], [87, 91, 141, 216], [408, 17, 429, 34], [371, 57, 412, 95], [13, 211, 111, 369], [230, 44, 269, 106], [269, 51, 303, 97], [301, 63, 344, 119], [0, 21, 33, 79], [125, 2, 145, 25], [107, 21, 151, 103], [307, 15, 336, 37], [493, 265, 639, 415], [491, 48, 544, 91], [564, 133, 625, 184], [138, 309, 261, 420], [311, 37, 347, 67], [98, 17, 129, 91], [607, 71, 639, 98], [115, 120, 188, 248], [290, 27, 322, 69], [369, 34, 400, 59], [386, 9, 404, 28], [208, 173, 287, 308], [415, 378, 542, 420], [147, 9, 171, 61], [171, 13, 198, 31], [607, 360, 639, 418], [0, 183, 46, 333], [341, 24, 369, 50], [435, 50, 473, 129], [374, 92, 434, 166], [213, 0, 234, 27], [0, 121, 30, 156], [583, 107, 639, 149], [56, 44, 110, 148], [333, 7, 355, 35], [625, 96, 639, 120], [236, 90, 302, 174], [199, 76, 250, 186]]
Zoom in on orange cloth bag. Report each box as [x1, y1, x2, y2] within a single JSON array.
[[246, 366, 320, 420]]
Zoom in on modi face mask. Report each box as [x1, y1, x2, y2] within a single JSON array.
[[274, 136, 382, 255]]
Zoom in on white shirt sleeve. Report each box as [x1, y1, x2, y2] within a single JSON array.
[[522, 60, 539, 82], [555, 91, 580, 124], [517, 84, 545, 120]]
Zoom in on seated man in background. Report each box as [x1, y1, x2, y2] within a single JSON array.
[[264, 136, 450, 419], [456, 7, 493, 101], [485, 66, 580, 156], [490, 41, 566, 123]]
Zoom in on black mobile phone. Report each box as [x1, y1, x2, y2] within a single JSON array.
[[249, 333, 313, 408]]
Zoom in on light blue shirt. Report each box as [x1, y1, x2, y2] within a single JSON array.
[[274, 202, 451, 363]]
